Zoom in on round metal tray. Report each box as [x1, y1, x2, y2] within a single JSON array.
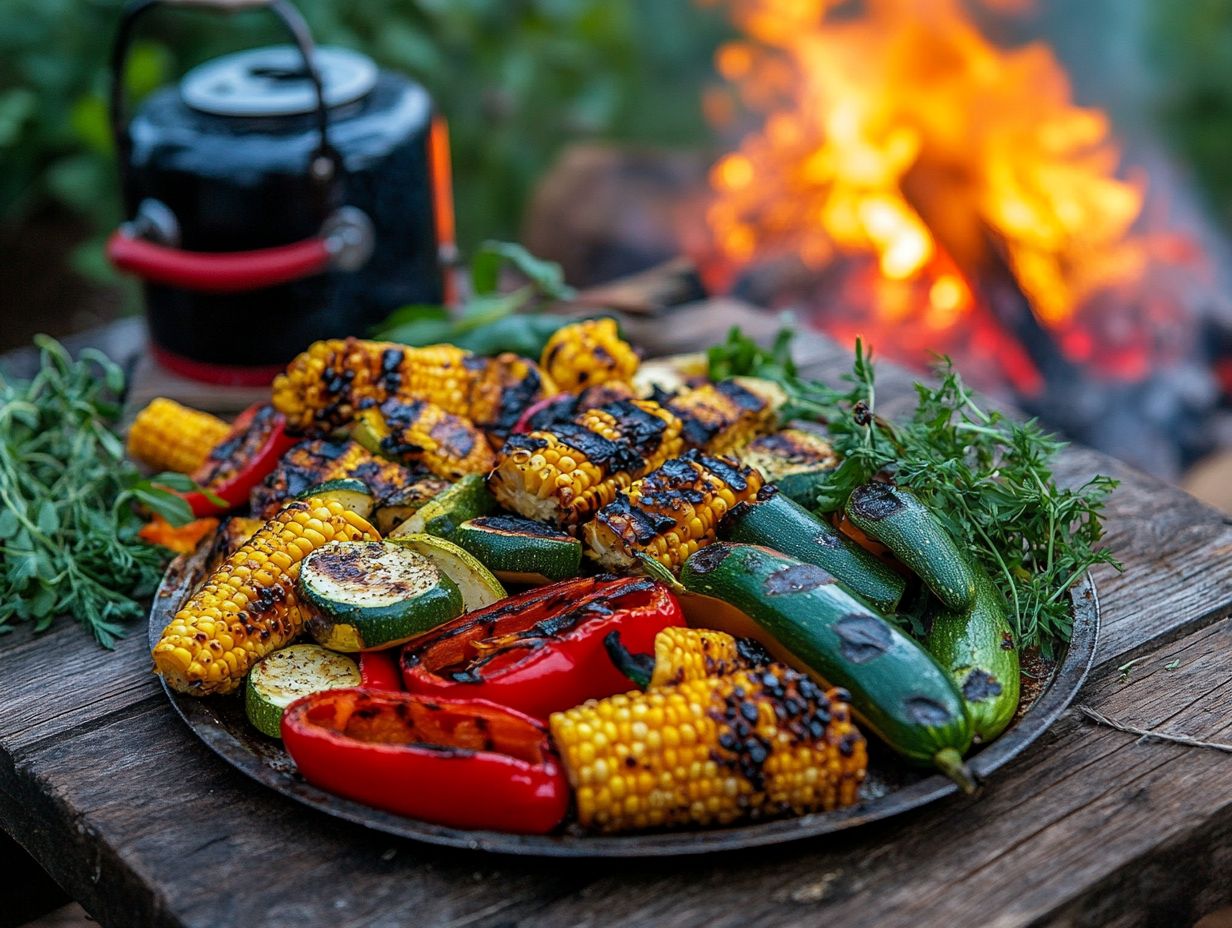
[[149, 542, 1099, 857]]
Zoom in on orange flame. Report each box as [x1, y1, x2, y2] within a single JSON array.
[[703, 0, 1155, 358]]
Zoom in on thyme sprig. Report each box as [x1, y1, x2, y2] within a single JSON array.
[[709, 327, 1121, 656], [0, 337, 193, 647]]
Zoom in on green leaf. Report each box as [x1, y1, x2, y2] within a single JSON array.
[[470, 241, 573, 299], [132, 486, 194, 527], [35, 499, 59, 534], [0, 509, 19, 536]]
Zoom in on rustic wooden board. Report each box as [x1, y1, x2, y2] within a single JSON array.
[[3, 310, 1232, 928]]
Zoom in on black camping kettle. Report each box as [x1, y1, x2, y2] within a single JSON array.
[[107, 0, 453, 384]]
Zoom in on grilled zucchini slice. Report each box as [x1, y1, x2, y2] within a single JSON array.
[[300, 541, 464, 651], [389, 533, 507, 611], [455, 514, 583, 584], [388, 474, 494, 540], [244, 644, 360, 738], [371, 474, 452, 534], [741, 424, 838, 504]]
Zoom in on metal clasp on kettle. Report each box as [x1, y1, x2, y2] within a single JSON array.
[[106, 0, 375, 291]]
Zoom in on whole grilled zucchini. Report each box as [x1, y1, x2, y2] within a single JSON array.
[[677, 542, 974, 787], [845, 483, 1019, 742], [722, 488, 906, 612]]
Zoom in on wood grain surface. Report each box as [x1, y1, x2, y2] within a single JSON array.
[[3, 307, 1231, 928]]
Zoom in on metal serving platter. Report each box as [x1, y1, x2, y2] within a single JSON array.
[[150, 541, 1099, 857]]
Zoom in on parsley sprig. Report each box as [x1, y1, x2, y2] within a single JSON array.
[[0, 337, 193, 647], [709, 327, 1120, 656]]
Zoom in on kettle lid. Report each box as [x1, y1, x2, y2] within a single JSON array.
[[181, 45, 377, 117]]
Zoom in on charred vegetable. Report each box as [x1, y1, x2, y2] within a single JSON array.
[[245, 644, 361, 738], [300, 540, 464, 651], [740, 423, 838, 504], [353, 398, 494, 480], [454, 514, 583, 583], [550, 664, 866, 832]]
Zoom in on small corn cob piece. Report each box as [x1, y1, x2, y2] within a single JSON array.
[[583, 449, 763, 573], [355, 399, 494, 480], [489, 399, 683, 529], [127, 397, 230, 474], [249, 438, 417, 519], [550, 665, 867, 832], [272, 338, 552, 438], [606, 626, 762, 689], [152, 497, 379, 696], [540, 318, 639, 393], [647, 627, 748, 688], [665, 377, 786, 454]]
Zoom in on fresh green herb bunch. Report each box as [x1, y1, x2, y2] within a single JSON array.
[[0, 337, 194, 647], [709, 327, 1120, 656]]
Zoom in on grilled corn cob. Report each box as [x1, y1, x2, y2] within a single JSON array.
[[203, 516, 265, 574], [152, 497, 378, 695], [354, 399, 494, 480], [273, 338, 553, 438], [549, 665, 866, 831], [540, 318, 639, 393], [584, 449, 763, 572], [606, 626, 765, 689], [665, 377, 786, 454], [489, 399, 683, 529], [127, 398, 230, 475], [249, 439, 417, 519]]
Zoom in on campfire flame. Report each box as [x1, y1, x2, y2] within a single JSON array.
[[701, 0, 1190, 390]]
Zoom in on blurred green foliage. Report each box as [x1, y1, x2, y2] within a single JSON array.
[[1149, 0, 1232, 230], [0, 0, 728, 279]]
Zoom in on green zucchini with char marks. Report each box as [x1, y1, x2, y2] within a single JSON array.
[[300, 540, 464, 651], [678, 542, 974, 787], [454, 514, 582, 583], [722, 487, 906, 612], [845, 483, 1019, 742]]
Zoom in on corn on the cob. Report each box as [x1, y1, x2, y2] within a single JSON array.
[[127, 398, 230, 475], [540, 319, 639, 393], [489, 399, 683, 529], [272, 338, 553, 438], [665, 377, 786, 454], [152, 498, 378, 695], [647, 627, 749, 688], [203, 516, 265, 574], [249, 439, 417, 518], [356, 399, 494, 480], [549, 665, 867, 831], [583, 449, 763, 573]]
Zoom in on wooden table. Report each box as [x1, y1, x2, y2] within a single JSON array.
[[3, 307, 1232, 928]]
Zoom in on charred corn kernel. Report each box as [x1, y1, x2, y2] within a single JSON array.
[[249, 438, 415, 519], [355, 399, 494, 480], [665, 377, 786, 454], [540, 319, 639, 393], [127, 398, 230, 474], [272, 338, 552, 438], [550, 665, 866, 831], [152, 498, 379, 696], [489, 399, 682, 530], [648, 627, 748, 688], [584, 449, 763, 573]]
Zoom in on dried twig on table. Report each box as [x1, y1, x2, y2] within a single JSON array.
[[1078, 706, 1232, 754]]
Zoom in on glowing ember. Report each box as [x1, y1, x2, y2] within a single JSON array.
[[700, 0, 1191, 390]]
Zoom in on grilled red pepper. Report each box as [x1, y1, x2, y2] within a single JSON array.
[[400, 575, 685, 720], [183, 403, 297, 516], [359, 650, 404, 691], [281, 689, 567, 834]]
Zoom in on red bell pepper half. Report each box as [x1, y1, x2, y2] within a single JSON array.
[[281, 689, 567, 834], [359, 650, 404, 691], [182, 403, 298, 516], [400, 575, 685, 720]]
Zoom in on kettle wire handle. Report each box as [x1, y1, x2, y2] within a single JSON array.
[[108, 0, 339, 206]]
